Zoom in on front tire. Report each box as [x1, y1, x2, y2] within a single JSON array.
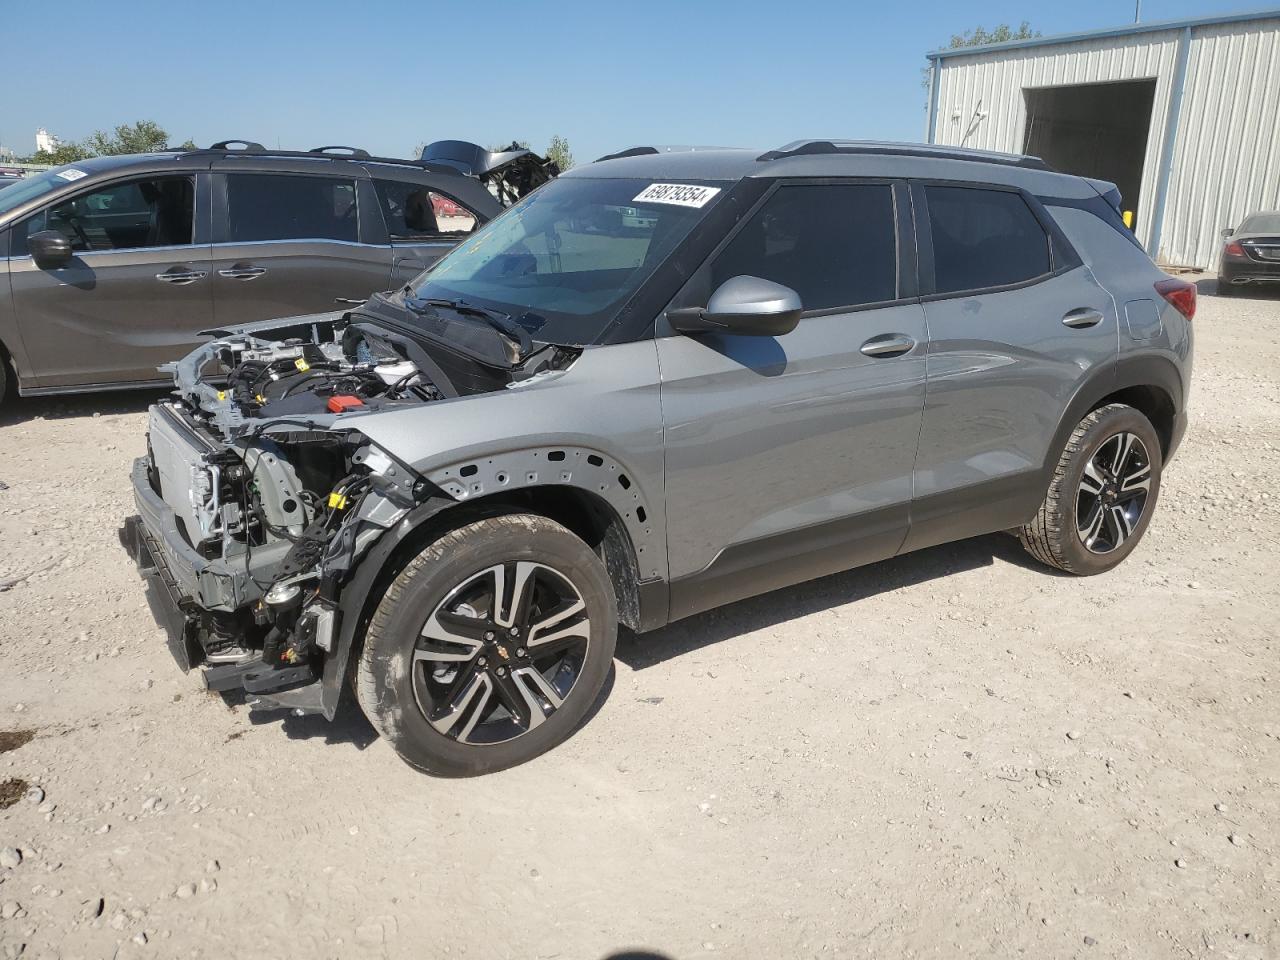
[[356, 513, 617, 777], [1019, 404, 1163, 575]]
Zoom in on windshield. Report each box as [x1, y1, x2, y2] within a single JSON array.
[[409, 177, 726, 345], [0, 166, 83, 218]]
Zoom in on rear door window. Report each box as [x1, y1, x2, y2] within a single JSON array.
[[373, 179, 477, 239], [710, 183, 897, 311], [14, 176, 194, 254], [924, 186, 1051, 294], [225, 173, 357, 243]]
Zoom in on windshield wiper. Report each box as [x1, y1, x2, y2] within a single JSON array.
[[402, 294, 535, 361]]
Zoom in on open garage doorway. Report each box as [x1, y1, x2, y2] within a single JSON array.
[[1023, 79, 1157, 224]]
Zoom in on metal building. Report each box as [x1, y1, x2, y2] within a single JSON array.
[[924, 9, 1280, 268]]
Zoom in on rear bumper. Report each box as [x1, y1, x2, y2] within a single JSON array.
[[1221, 261, 1280, 283]]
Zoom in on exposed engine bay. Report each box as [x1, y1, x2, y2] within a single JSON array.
[[125, 308, 578, 706]]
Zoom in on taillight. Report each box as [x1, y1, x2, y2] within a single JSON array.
[[1224, 241, 1245, 257], [1155, 277, 1196, 321]]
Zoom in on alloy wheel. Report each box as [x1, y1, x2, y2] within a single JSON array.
[[1076, 431, 1152, 554], [411, 562, 591, 745]]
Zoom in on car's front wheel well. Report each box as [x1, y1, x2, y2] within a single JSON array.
[[1091, 385, 1176, 456], [363, 487, 643, 637]]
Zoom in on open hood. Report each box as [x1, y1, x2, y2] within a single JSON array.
[[419, 140, 559, 205]]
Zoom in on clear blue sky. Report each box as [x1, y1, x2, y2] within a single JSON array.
[[0, 0, 1267, 162]]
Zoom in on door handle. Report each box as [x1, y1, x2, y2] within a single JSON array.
[[860, 334, 916, 358], [218, 266, 267, 280], [1062, 308, 1104, 328], [155, 269, 208, 284]]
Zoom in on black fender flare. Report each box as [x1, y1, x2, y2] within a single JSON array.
[[319, 494, 454, 719], [1040, 353, 1185, 490]]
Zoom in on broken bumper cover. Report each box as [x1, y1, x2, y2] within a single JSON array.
[[118, 512, 202, 673], [121, 457, 325, 713]]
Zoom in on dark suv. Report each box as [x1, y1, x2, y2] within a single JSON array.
[[122, 139, 1194, 776], [0, 140, 553, 402]]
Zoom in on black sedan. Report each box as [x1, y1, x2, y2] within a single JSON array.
[[1220, 211, 1280, 295]]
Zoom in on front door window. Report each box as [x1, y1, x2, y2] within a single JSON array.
[[15, 176, 195, 254]]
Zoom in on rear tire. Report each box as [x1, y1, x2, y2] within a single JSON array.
[[1019, 404, 1163, 575], [356, 513, 617, 777]]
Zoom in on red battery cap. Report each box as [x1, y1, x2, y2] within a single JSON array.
[[327, 394, 365, 413]]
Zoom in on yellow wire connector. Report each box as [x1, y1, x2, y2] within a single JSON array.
[[294, 358, 311, 372], [327, 491, 348, 510]]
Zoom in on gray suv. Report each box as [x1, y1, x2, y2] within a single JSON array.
[[0, 140, 553, 401], [120, 140, 1194, 776]]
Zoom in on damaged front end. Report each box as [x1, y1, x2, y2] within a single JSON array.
[[119, 308, 576, 716]]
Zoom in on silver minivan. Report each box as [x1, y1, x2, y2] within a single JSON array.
[[0, 141, 552, 401]]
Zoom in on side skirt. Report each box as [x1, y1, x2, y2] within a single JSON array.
[[19, 378, 169, 397], [898, 471, 1043, 556], [666, 505, 908, 623]]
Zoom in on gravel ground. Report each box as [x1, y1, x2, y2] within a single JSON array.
[[1, 277, 1277, 960]]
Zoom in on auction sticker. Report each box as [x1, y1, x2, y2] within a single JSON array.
[[633, 183, 721, 208], [56, 169, 88, 182]]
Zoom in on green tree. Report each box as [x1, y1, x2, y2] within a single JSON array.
[[20, 120, 192, 164], [84, 120, 174, 156], [31, 141, 93, 165], [923, 22, 1040, 89], [947, 21, 1039, 48], [544, 134, 573, 171]]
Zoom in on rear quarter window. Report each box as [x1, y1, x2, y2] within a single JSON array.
[[373, 179, 477, 240]]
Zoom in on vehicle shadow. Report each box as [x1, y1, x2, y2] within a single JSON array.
[[617, 532, 1044, 671], [1196, 277, 1280, 299], [235, 662, 619, 751], [0, 388, 166, 427], [221, 534, 1039, 751]]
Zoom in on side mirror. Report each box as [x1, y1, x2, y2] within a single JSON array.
[[29, 230, 73, 269], [1221, 226, 1235, 239], [668, 275, 802, 337]]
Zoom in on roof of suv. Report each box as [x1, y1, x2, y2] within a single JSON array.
[[567, 140, 1102, 200]]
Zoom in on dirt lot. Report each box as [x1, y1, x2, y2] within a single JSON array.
[[1, 277, 1277, 960]]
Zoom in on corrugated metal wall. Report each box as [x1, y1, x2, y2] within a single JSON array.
[[1165, 20, 1280, 267], [931, 17, 1280, 268]]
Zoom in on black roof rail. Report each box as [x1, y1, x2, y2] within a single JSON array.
[[174, 141, 461, 176], [309, 145, 370, 157], [756, 139, 1052, 171], [209, 139, 265, 152], [594, 145, 739, 163], [595, 146, 660, 163]]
